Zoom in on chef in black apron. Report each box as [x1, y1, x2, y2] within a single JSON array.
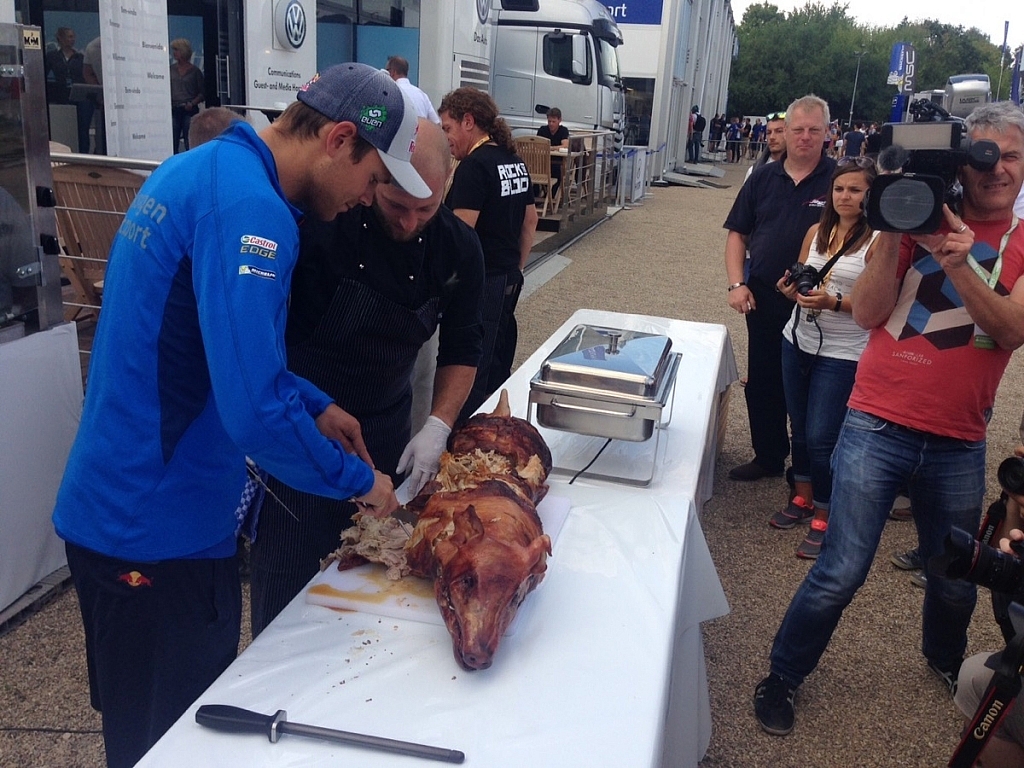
[[249, 121, 484, 635]]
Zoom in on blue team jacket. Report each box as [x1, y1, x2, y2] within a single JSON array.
[[53, 122, 374, 561]]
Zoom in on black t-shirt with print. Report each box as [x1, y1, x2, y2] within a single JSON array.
[[445, 143, 531, 276]]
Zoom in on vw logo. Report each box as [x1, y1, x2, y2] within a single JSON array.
[[284, 0, 306, 48], [476, 0, 489, 26], [274, 0, 306, 50]]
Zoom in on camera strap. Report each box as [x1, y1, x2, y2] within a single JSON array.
[[790, 235, 861, 355], [948, 631, 1024, 768]]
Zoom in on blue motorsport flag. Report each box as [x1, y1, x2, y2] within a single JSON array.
[[887, 43, 907, 86], [1012, 47, 1022, 106]]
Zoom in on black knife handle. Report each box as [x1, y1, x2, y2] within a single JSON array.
[[195, 705, 288, 742]]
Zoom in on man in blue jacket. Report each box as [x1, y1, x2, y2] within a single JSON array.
[[51, 63, 428, 768]]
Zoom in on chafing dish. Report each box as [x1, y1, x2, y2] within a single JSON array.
[[528, 325, 681, 442]]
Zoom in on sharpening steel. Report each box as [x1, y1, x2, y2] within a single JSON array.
[[195, 704, 465, 764]]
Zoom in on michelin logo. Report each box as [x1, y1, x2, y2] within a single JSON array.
[[239, 265, 277, 280]]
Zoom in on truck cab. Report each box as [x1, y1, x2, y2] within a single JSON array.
[[492, 0, 623, 134]]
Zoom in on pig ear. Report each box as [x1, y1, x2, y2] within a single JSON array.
[[450, 504, 485, 547], [525, 534, 551, 575], [489, 389, 511, 418]]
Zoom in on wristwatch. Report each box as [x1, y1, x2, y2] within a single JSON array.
[[834, 293, 843, 312], [728, 282, 746, 292]]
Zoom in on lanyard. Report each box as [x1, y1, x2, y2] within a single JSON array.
[[467, 135, 492, 156], [966, 215, 1019, 289]]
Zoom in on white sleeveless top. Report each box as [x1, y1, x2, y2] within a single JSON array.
[[782, 230, 877, 362]]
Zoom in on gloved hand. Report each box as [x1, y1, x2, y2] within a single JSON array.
[[397, 415, 452, 496]]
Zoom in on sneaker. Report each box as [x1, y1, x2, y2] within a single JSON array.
[[889, 495, 912, 521], [769, 496, 814, 529], [754, 673, 797, 735], [928, 659, 961, 697], [729, 461, 784, 481], [910, 570, 927, 589], [890, 547, 923, 570], [796, 518, 827, 559]]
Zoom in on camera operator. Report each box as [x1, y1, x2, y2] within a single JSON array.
[[754, 100, 1024, 737]]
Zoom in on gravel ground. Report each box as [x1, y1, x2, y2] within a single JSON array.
[[1, 160, 1019, 767]]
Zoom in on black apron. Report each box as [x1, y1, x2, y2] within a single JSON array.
[[249, 277, 439, 636], [288, 277, 440, 477]]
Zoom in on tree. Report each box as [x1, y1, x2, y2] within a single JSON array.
[[728, 1, 1005, 124]]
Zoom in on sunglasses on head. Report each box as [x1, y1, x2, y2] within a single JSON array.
[[838, 156, 875, 169], [767, 111, 786, 121]]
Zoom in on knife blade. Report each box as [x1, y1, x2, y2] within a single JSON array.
[[195, 704, 465, 764]]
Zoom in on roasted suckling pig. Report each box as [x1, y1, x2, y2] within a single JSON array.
[[323, 391, 553, 670]]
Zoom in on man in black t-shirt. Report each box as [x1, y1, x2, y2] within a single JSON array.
[[537, 106, 570, 197], [249, 120, 485, 635], [843, 122, 866, 157], [440, 87, 539, 422]]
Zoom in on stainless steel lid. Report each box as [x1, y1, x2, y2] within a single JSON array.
[[537, 325, 674, 399]]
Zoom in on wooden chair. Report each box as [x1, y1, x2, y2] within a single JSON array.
[[514, 135, 557, 216], [52, 164, 144, 323]]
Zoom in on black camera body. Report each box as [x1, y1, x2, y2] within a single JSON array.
[[934, 526, 1024, 601], [866, 100, 1000, 234], [784, 262, 821, 296]]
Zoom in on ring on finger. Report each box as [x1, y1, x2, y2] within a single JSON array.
[[957, 222, 967, 233]]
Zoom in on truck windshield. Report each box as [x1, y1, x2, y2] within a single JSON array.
[[595, 37, 620, 90]]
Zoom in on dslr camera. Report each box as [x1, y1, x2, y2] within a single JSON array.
[[933, 460, 1024, 602], [866, 99, 1000, 234], [933, 526, 1024, 601], [784, 262, 822, 296]]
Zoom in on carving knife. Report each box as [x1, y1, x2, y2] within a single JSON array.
[[195, 704, 465, 763]]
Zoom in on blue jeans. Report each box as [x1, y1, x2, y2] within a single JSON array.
[[780, 339, 858, 509], [770, 408, 984, 687]]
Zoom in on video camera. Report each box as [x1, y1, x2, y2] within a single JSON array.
[[865, 99, 1000, 234]]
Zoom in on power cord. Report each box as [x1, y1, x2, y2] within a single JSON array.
[[568, 438, 612, 484]]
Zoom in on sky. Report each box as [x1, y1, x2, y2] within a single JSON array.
[[728, 1, 1024, 51]]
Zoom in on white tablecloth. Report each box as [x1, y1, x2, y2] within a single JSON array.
[[0, 323, 81, 613], [138, 310, 736, 768]]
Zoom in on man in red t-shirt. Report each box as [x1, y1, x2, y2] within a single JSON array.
[[754, 101, 1024, 737]]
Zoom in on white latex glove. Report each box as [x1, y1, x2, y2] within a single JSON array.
[[397, 415, 452, 496]]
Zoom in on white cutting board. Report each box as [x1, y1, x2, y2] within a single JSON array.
[[306, 494, 571, 636]]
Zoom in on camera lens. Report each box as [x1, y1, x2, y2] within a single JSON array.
[[935, 526, 1024, 596], [998, 457, 1024, 496]]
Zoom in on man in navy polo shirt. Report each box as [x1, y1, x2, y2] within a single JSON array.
[[723, 94, 836, 483]]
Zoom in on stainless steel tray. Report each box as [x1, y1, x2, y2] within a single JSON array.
[[536, 325, 675, 399]]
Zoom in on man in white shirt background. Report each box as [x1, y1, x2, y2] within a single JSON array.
[[386, 55, 440, 124]]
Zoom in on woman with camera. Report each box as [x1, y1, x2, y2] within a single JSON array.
[[771, 158, 880, 558]]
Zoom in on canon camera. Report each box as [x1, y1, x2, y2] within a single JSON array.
[[933, 526, 1024, 600], [783, 262, 822, 296], [866, 99, 1000, 235]]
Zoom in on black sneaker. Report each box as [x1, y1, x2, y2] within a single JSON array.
[[729, 461, 784, 481], [769, 495, 815, 529], [754, 673, 797, 735], [928, 659, 961, 697]]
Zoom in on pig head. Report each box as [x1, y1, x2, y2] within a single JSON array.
[[407, 482, 551, 671]]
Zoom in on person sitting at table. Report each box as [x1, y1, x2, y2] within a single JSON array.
[[537, 107, 570, 199]]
